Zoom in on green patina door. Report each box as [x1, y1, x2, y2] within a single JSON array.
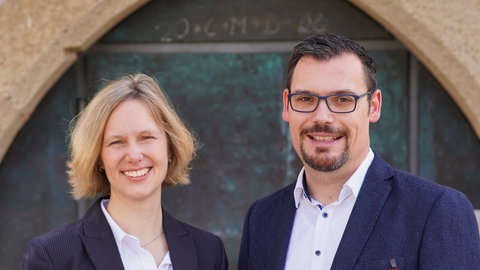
[[2, 1, 479, 269]]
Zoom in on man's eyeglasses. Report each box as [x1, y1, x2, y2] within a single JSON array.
[[288, 91, 371, 113]]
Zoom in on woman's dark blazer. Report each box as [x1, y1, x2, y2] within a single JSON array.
[[21, 198, 228, 270]]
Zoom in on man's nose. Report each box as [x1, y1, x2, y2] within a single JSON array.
[[311, 99, 334, 124]]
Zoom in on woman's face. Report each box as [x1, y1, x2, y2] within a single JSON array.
[[100, 99, 170, 202]]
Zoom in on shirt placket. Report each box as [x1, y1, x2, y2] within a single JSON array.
[[311, 204, 332, 270]]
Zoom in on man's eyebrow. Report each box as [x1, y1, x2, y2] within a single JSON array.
[[291, 89, 357, 95]]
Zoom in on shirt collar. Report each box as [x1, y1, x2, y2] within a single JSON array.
[[293, 148, 375, 208], [100, 199, 131, 249]]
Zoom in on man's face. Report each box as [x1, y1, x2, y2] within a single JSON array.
[[282, 54, 381, 173]]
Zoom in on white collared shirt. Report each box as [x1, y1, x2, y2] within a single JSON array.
[[100, 199, 173, 270], [285, 149, 374, 270]]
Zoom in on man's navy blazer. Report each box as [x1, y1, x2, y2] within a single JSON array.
[[238, 155, 480, 269], [21, 198, 228, 270]]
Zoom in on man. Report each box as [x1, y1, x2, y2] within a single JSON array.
[[238, 33, 480, 270]]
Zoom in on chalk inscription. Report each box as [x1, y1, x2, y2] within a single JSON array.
[[154, 13, 329, 42]]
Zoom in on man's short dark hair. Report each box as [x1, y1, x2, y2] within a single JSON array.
[[286, 33, 377, 94]]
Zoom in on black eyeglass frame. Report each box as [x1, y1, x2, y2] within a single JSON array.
[[287, 91, 372, 114]]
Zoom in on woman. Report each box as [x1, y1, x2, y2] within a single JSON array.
[[22, 74, 228, 269]]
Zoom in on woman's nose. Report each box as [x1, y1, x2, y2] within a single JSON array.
[[125, 144, 143, 163]]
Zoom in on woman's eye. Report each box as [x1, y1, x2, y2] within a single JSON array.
[[109, 140, 122, 146]]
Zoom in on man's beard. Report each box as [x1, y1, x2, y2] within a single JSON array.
[[299, 124, 349, 172]]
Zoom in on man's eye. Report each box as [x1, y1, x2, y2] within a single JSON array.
[[297, 96, 314, 102], [336, 96, 354, 103]]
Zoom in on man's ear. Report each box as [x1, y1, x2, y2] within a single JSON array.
[[369, 89, 382, 123], [282, 89, 290, 122]]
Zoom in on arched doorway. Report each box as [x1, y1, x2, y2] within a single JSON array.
[[2, 1, 479, 268]]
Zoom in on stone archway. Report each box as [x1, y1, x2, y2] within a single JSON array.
[[1, 0, 480, 164], [0, 0, 150, 163], [351, 0, 480, 141]]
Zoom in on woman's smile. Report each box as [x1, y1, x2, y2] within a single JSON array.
[[122, 167, 151, 178]]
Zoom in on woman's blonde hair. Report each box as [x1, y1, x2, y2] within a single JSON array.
[[67, 73, 196, 200]]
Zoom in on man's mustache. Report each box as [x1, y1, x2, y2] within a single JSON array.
[[300, 124, 345, 136]]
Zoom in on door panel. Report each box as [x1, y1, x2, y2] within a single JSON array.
[[370, 50, 409, 170], [418, 64, 480, 206], [101, 0, 391, 43], [0, 68, 77, 268]]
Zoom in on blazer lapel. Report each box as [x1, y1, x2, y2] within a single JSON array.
[[81, 198, 125, 270], [268, 184, 297, 269], [331, 156, 394, 270], [163, 210, 198, 270]]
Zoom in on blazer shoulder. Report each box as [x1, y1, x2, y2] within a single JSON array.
[[176, 219, 223, 243], [164, 210, 221, 242], [371, 154, 466, 201], [22, 220, 86, 269], [248, 182, 296, 212], [29, 219, 84, 248], [367, 154, 475, 220], [163, 211, 228, 269], [392, 168, 468, 200], [379, 163, 475, 219], [27, 197, 104, 249]]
